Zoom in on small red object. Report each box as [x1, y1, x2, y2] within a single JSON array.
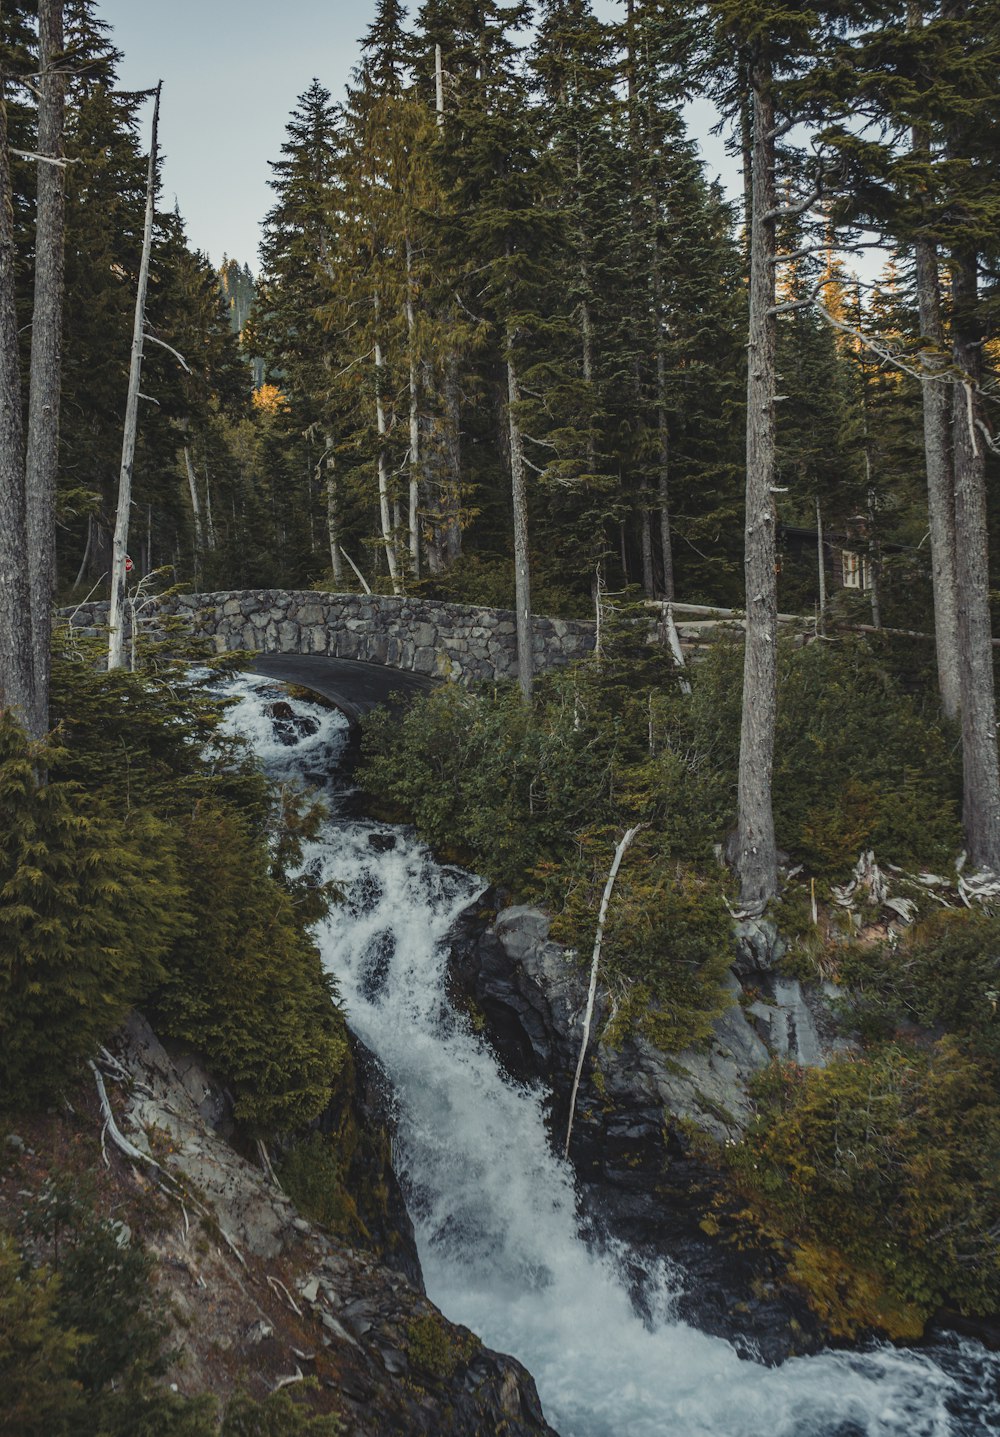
[[124, 555, 134, 573]]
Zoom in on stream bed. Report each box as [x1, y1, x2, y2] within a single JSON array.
[[223, 674, 1000, 1437]]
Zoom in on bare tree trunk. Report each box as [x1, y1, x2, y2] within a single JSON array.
[[74, 515, 93, 588], [859, 387, 882, 630], [0, 71, 35, 723], [184, 445, 205, 563], [507, 322, 533, 700], [373, 317, 401, 595], [736, 59, 779, 908], [23, 0, 66, 737], [108, 83, 160, 671], [951, 249, 1000, 872], [444, 351, 463, 564], [640, 504, 654, 597], [916, 240, 960, 719], [405, 237, 421, 579], [323, 435, 345, 587], [648, 148, 674, 602], [563, 824, 644, 1159], [815, 498, 826, 634], [909, 2, 960, 723]]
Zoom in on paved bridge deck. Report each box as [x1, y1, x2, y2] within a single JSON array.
[[249, 653, 437, 725]]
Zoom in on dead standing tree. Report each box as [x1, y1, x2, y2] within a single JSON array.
[[735, 53, 781, 909]]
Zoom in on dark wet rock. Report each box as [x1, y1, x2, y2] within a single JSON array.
[[266, 699, 320, 745], [447, 898, 827, 1365], [349, 870, 383, 917], [359, 930, 396, 1003], [929, 1309, 1000, 1352], [368, 831, 397, 853]]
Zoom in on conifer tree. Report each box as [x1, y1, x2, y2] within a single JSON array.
[[256, 79, 346, 583]]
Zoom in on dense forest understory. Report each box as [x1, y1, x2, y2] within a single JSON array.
[[2, 0, 1000, 1430]]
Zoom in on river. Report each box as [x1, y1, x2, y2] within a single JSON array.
[[222, 673, 1000, 1437]]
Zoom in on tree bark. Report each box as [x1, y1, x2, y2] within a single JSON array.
[[563, 824, 645, 1159], [443, 350, 463, 563], [24, 0, 66, 737], [373, 313, 401, 594], [915, 237, 961, 720], [950, 249, 1000, 871], [908, 0, 961, 722], [507, 322, 533, 700], [0, 63, 35, 725], [184, 445, 205, 563], [815, 498, 826, 634], [736, 58, 779, 908], [108, 83, 160, 670], [405, 237, 421, 579], [639, 504, 655, 597], [323, 435, 345, 587]]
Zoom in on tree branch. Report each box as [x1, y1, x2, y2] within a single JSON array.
[[144, 332, 192, 373]]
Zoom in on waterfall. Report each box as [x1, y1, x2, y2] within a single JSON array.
[[221, 674, 999, 1437]]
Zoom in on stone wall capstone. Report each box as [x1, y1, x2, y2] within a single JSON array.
[[62, 589, 597, 685]]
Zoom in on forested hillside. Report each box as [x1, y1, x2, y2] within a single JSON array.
[[2, 0, 1000, 1429]]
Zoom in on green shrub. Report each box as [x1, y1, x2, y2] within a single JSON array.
[[0, 1233, 86, 1436], [151, 801, 348, 1132], [220, 1390, 341, 1435], [834, 909, 1000, 1059], [0, 716, 186, 1109], [553, 841, 735, 1051], [277, 1131, 359, 1236], [682, 637, 961, 874], [728, 1041, 1000, 1338], [405, 1311, 479, 1383]]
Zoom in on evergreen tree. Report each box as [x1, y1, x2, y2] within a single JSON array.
[[256, 79, 349, 585]]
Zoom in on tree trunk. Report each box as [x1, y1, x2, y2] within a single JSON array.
[[323, 435, 345, 587], [23, 0, 66, 737], [200, 440, 215, 551], [373, 318, 401, 595], [443, 350, 463, 564], [184, 445, 205, 567], [639, 504, 654, 597], [915, 239, 960, 720], [951, 249, 1000, 871], [405, 237, 421, 580], [909, 1, 960, 722], [507, 322, 533, 700], [736, 58, 779, 908], [0, 70, 35, 724], [108, 83, 160, 671], [815, 498, 826, 634]]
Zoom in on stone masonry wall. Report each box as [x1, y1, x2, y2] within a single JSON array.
[[63, 589, 596, 685]]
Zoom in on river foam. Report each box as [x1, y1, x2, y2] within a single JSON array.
[[221, 674, 1000, 1437]]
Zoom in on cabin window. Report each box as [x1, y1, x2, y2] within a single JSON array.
[[841, 549, 871, 590]]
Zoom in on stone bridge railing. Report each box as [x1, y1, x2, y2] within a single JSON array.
[[65, 589, 597, 685]]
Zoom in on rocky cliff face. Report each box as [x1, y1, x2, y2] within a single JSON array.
[[13, 1013, 557, 1436], [447, 900, 838, 1364]]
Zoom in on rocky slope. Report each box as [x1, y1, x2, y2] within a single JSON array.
[[447, 899, 839, 1363], [2, 1012, 556, 1436]]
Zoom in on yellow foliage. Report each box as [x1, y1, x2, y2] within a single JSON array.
[[788, 1241, 925, 1342], [252, 382, 289, 416]]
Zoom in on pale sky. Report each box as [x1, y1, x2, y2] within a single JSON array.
[[97, 0, 733, 273]]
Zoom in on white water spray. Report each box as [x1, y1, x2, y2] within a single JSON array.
[[222, 675, 999, 1437]]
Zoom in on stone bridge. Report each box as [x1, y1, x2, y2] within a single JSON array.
[[67, 588, 598, 716]]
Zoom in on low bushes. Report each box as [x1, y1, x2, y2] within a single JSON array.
[[727, 1041, 1000, 1338], [2, 649, 349, 1133]]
